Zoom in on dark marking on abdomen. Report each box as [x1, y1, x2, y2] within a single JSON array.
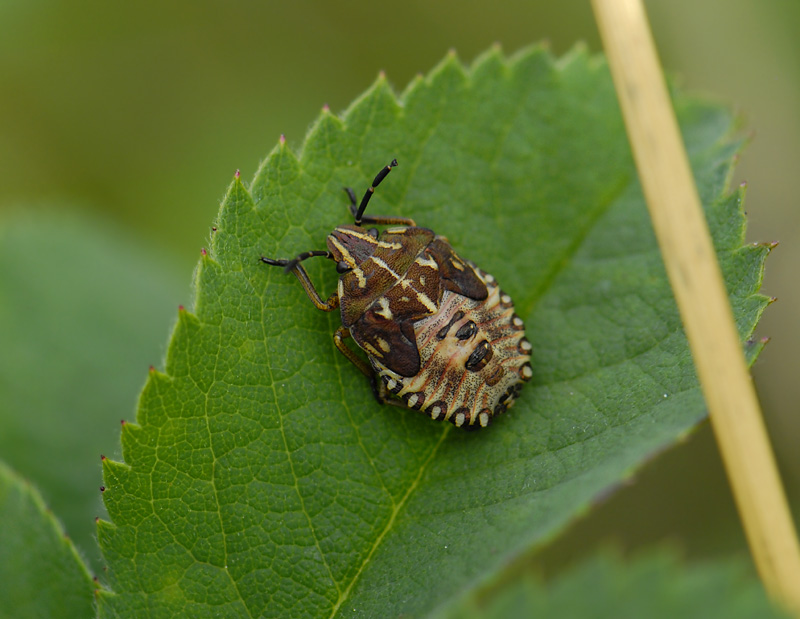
[[465, 340, 493, 372], [455, 320, 477, 340], [436, 310, 465, 340]]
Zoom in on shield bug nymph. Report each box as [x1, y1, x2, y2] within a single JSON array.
[[261, 159, 532, 429]]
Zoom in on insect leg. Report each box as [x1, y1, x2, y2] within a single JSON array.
[[333, 326, 373, 378], [260, 254, 340, 312], [333, 326, 405, 406]]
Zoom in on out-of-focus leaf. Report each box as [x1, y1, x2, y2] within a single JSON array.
[[0, 211, 185, 567], [434, 551, 786, 619], [0, 460, 95, 618]]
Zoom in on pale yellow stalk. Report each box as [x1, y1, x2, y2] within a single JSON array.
[[591, 0, 800, 613]]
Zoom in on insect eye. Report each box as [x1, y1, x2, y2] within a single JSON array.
[[367, 228, 379, 238], [336, 260, 352, 274]]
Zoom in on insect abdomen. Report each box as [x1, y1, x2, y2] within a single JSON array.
[[373, 267, 531, 428]]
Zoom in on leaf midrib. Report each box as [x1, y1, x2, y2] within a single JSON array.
[[311, 80, 625, 614], [520, 172, 632, 319], [329, 424, 452, 617]]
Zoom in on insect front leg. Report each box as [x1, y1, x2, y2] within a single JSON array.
[[260, 255, 340, 312]]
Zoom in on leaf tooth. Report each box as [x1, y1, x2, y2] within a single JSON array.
[[118, 421, 148, 469], [469, 43, 509, 85], [251, 134, 301, 209], [427, 48, 469, 92], [136, 366, 172, 429], [193, 241, 221, 289], [508, 44, 556, 84], [100, 458, 136, 521], [340, 71, 401, 133], [217, 168, 257, 232], [163, 302, 203, 381], [735, 245, 773, 297], [300, 105, 346, 171], [100, 456, 127, 477], [398, 72, 425, 101], [400, 54, 469, 146], [95, 518, 115, 539], [707, 192, 746, 251], [554, 41, 595, 73]]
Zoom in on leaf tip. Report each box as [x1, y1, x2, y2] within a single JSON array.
[[750, 240, 778, 252], [234, 169, 241, 179], [746, 336, 770, 348], [443, 47, 463, 69], [201, 247, 208, 257], [554, 41, 595, 73], [279, 133, 287, 146], [100, 454, 106, 461], [428, 47, 468, 87], [303, 102, 346, 164]]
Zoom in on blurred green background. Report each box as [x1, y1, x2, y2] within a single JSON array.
[[1, 0, 798, 577]]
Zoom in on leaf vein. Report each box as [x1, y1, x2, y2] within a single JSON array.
[[328, 424, 452, 617]]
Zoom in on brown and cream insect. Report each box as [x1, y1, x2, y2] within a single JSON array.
[[261, 160, 531, 429]]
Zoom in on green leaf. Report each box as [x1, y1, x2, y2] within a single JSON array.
[[0, 211, 186, 568], [0, 460, 96, 618], [97, 46, 771, 617], [433, 551, 786, 619]]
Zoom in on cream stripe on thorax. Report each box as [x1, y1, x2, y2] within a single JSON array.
[[371, 256, 401, 280], [398, 279, 438, 313], [338, 227, 402, 250], [328, 236, 353, 264]]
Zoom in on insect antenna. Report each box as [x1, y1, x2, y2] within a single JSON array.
[[353, 159, 397, 225], [260, 250, 331, 274]]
